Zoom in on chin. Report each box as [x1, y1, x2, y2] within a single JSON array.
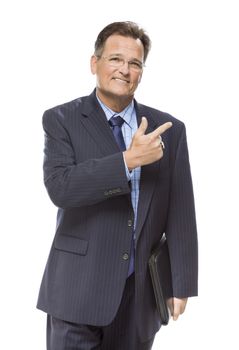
[[98, 87, 134, 101], [113, 86, 135, 96], [107, 89, 130, 98]]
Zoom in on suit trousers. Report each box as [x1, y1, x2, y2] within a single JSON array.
[[47, 273, 155, 350]]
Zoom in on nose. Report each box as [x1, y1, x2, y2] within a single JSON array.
[[118, 61, 130, 75]]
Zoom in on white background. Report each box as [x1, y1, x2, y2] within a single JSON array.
[[1, 0, 238, 349]]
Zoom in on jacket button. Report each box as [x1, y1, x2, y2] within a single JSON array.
[[122, 253, 129, 260], [128, 219, 133, 227]]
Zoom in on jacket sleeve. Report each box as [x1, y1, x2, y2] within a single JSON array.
[[165, 123, 198, 298], [42, 109, 131, 209]]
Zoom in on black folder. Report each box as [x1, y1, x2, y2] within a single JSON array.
[[148, 234, 173, 325]]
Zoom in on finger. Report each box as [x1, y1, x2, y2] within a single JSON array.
[[179, 298, 188, 314], [173, 301, 181, 321], [172, 298, 187, 320], [136, 116, 148, 136], [166, 298, 174, 316], [150, 122, 173, 139]]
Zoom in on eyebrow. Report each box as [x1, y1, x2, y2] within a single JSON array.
[[109, 53, 142, 63]]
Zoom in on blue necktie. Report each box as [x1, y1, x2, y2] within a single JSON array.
[[109, 116, 135, 276], [108, 116, 126, 151]]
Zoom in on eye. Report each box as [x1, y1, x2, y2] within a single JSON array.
[[109, 57, 122, 63], [129, 61, 142, 69]]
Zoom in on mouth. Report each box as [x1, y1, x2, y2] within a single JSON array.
[[112, 77, 130, 84]]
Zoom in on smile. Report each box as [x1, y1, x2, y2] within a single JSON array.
[[112, 78, 130, 83]]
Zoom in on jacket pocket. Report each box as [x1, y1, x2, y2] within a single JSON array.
[[54, 234, 88, 255]]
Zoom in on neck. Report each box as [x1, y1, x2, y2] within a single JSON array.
[[96, 88, 133, 113]]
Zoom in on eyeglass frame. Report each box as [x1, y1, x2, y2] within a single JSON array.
[[95, 54, 145, 72]]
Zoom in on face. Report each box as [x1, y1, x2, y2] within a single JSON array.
[[91, 34, 144, 109]]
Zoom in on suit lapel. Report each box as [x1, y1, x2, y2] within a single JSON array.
[[134, 102, 160, 243], [79, 91, 120, 156]]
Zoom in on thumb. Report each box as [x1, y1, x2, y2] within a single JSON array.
[[137, 116, 148, 136]]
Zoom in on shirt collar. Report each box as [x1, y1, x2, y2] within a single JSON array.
[[96, 95, 134, 128]]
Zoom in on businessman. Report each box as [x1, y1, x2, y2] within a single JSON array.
[[37, 21, 198, 349]]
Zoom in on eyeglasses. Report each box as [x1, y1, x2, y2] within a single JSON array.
[[97, 55, 145, 72]]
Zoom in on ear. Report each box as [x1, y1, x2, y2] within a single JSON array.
[[90, 55, 97, 75]]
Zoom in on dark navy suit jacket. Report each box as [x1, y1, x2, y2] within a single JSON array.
[[37, 90, 198, 341]]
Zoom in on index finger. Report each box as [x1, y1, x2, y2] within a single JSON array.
[[150, 122, 173, 139]]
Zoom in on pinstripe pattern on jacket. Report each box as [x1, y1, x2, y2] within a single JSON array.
[[37, 90, 198, 342]]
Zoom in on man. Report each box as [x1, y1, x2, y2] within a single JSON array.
[[37, 21, 198, 349]]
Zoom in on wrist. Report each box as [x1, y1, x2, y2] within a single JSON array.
[[123, 150, 136, 171]]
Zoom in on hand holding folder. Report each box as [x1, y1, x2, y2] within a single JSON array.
[[148, 234, 173, 325]]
